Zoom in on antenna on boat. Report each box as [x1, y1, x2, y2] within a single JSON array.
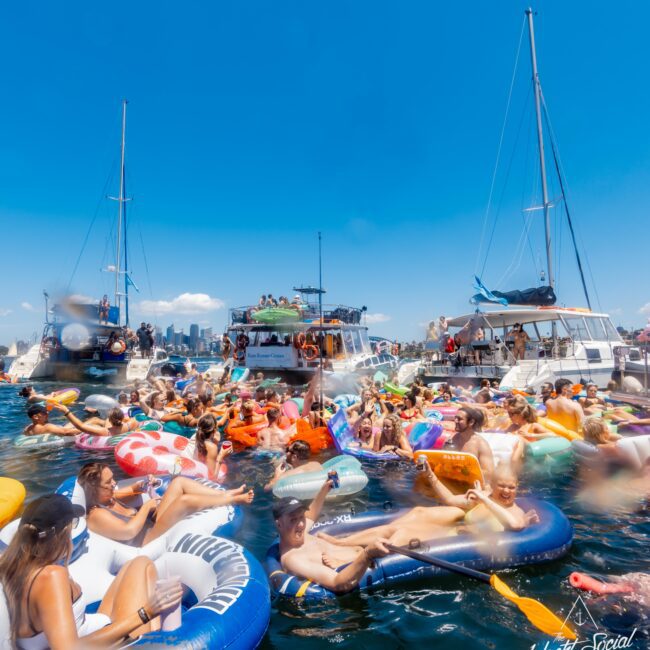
[[526, 8, 553, 292]]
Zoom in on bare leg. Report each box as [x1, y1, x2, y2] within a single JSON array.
[[317, 506, 464, 547], [98, 556, 160, 634]]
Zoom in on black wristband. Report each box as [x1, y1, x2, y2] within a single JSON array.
[[138, 607, 150, 624]]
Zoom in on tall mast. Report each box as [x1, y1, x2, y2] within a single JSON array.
[[526, 8, 553, 290], [114, 99, 128, 324]]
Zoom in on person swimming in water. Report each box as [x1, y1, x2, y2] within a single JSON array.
[[545, 378, 584, 432]]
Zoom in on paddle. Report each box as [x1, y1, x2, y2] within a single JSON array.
[[385, 543, 576, 640]]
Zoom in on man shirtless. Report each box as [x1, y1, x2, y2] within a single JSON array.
[[275, 479, 390, 594], [258, 408, 292, 449], [23, 404, 79, 436], [446, 406, 495, 482], [545, 378, 583, 432], [264, 440, 322, 491]]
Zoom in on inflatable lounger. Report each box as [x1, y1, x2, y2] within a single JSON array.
[[265, 497, 572, 600]]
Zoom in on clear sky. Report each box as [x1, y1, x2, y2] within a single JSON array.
[[1, 1, 649, 345]]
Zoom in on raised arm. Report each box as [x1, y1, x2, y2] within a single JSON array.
[[50, 404, 108, 436]]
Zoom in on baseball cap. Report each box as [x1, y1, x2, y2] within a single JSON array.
[[272, 497, 308, 519], [21, 494, 85, 537], [27, 405, 47, 418]]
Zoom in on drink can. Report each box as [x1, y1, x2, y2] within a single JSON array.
[[416, 455, 427, 471], [328, 470, 340, 489]]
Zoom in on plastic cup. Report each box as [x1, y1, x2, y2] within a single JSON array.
[[222, 441, 232, 452], [156, 575, 182, 631]]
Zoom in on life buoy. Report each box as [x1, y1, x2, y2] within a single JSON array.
[[302, 345, 319, 361], [109, 339, 127, 355], [294, 332, 306, 349]]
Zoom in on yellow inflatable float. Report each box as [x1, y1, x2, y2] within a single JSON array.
[[415, 450, 485, 489], [0, 477, 26, 527], [537, 417, 582, 442]]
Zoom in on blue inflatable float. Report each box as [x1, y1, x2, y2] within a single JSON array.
[[265, 497, 572, 600]]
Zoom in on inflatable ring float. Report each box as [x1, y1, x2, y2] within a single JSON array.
[[272, 456, 368, 500], [0, 478, 26, 527], [115, 430, 227, 481]]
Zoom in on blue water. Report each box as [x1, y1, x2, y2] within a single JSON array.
[[0, 379, 648, 649]]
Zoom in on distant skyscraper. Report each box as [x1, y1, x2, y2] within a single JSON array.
[[174, 331, 183, 348], [189, 324, 199, 352], [203, 327, 213, 340], [154, 326, 163, 347], [166, 324, 174, 346]]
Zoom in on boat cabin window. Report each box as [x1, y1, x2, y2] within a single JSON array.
[[603, 318, 622, 342], [584, 318, 607, 342], [585, 348, 602, 363], [561, 316, 591, 342], [350, 330, 363, 355], [359, 329, 370, 353], [342, 331, 355, 356]]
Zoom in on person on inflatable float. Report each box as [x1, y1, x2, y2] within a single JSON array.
[[194, 414, 233, 478], [545, 379, 583, 433], [0, 494, 182, 649], [317, 464, 540, 550], [265, 440, 322, 491], [274, 480, 390, 594], [444, 407, 495, 481], [77, 462, 253, 546], [374, 414, 413, 458], [22, 405, 79, 437], [49, 403, 139, 437]]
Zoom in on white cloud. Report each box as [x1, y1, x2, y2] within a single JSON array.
[[365, 312, 391, 324], [137, 293, 225, 316], [0, 309, 12, 317], [21, 302, 35, 312], [639, 303, 650, 315]]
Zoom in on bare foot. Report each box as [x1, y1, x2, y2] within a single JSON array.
[[232, 489, 254, 505], [227, 484, 246, 496], [321, 552, 339, 569]]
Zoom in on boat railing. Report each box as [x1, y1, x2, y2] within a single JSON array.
[[229, 304, 363, 326]]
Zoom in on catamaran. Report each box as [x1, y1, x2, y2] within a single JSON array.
[[9, 102, 169, 383], [413, 9, 640, 390]]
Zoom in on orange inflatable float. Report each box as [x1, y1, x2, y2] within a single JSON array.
[[289, 419, 333, 454]]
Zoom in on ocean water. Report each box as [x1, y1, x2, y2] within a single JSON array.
[[0, 380, 648, 650]]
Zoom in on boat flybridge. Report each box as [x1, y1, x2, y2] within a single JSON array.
[[221, 287, 398, 381], [419, 307, 638, 390], [9, 101, 168, 384]]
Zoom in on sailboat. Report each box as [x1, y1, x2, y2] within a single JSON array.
[[415, 8, 640, 390], [9, 102, 169, 383]]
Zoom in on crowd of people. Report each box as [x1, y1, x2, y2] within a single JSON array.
[[4, 365, 649, 645]]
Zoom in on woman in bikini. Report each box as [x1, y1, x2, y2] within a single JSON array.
[[77, 462, 253, 547], [0, 494, 182, 649]]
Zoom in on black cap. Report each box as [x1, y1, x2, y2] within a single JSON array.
[[27, 404, 47, 418], [272, 497, 308, 519], [21, 495, 84, 537]]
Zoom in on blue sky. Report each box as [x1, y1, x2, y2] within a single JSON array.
[[1, 1, 649, 345]]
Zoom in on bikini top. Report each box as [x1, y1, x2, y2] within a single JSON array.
[[16, 568, 86, 650]]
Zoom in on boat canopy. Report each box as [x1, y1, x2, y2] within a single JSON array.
[[446, 308, 612, 329]]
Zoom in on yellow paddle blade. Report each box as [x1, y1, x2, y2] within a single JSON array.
[[490, 575, 576, 640]]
